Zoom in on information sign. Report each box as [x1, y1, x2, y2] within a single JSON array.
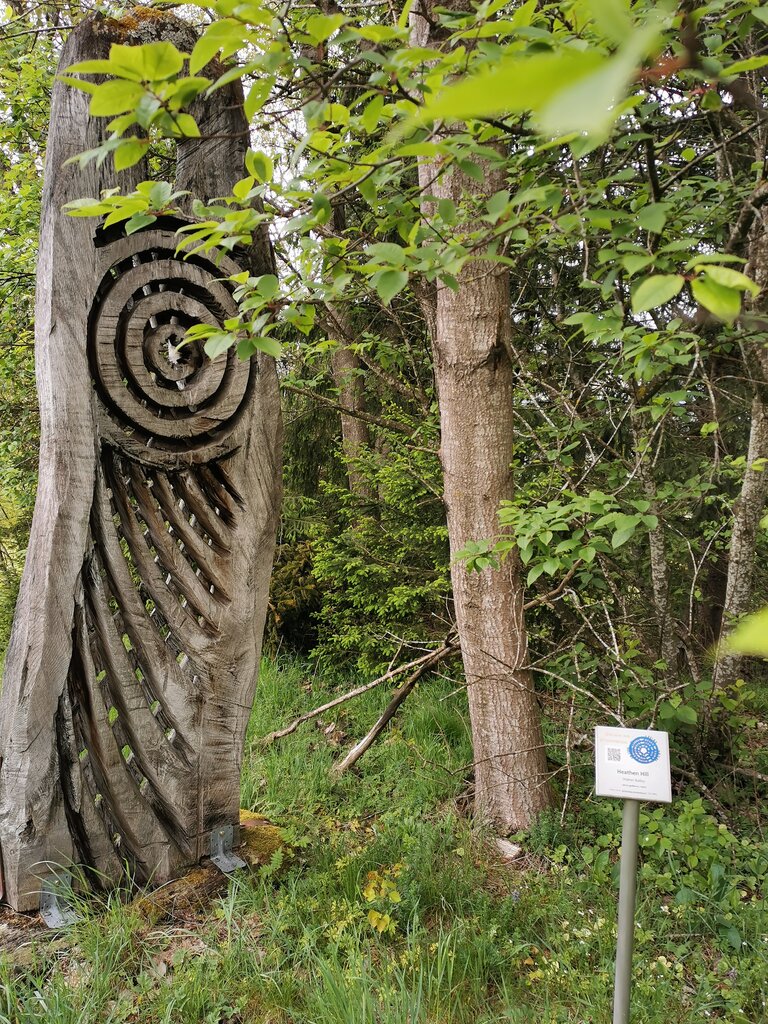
[[594, 726, 672, 804]]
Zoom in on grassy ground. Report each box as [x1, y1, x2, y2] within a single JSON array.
[[2, 658, 767, 1023]]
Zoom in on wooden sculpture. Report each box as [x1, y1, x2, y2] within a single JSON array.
[[0, 12, 281, 914]]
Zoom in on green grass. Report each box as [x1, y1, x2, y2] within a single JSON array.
[[2, 657, 767, 1023]]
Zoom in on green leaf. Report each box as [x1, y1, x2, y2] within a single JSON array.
[[238, 335, 282, 359], [527, 563, 545, 586], [90, 80, 145, 117], [690, 276, 742, 322], [256, 274, 279, 299], [723, 55, 768, 76], [312, 193, 332, 224], [675, 705, 697, 725], [354, 24, 403, 42], [486, 189, 510, 221], [636, 202, 669, 234], [584, 0, 633, 44], [204, 331, 236, 358], [611, 516, 641, 549], [412, 50, 604, 127], [728, 607, 768, 656], [694, 265, 759, 296], [148, 181, 173, 208], [304, 13, 347, 44], [56, 75, 98, 95], [246, 149, 273, 182], [170, 112, 201, 138], [622, 253, 655, 276], [536, 18, 662, 138], [437, 198, 456, 224], [136, 41, 184, 80], [362, 94, 384, 134], [244, 78, 272, 120], [700, 89, 722, 111], [63, 197, 110, 217], [170, 77, 210, 108], [631, 274, 684, 313], [365, 242, 407, 267], [135, 93, 161, 128], [190, 19, 247, 75], [683, 252, 745, 269], [114, 138, 148, 171], [124, 213, 157, 235], [372, 269, 408, 305]]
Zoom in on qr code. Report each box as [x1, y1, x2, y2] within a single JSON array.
[[607, 747, 622, 763]]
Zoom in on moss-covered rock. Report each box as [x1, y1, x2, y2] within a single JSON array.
[[238, 810, 286, 870]]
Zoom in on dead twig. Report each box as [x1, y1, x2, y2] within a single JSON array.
[[731, 765, 768, 786], [257, 635, 458, 746], [332, 638, 459, 775]]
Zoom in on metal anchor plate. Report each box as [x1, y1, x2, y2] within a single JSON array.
[[210, 825, 246, 874], [40, 872, 80, 929]]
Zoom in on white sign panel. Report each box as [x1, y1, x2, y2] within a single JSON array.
[[594, 727, 671, 803]]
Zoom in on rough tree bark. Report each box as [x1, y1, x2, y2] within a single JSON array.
[[328, 315, 374, 498], [409, 2, 553, 832], [712, 200, 768, 689], [0, 12, 282, 912]]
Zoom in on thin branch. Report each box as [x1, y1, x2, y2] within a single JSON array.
[[332, 648, 451, 775], [257, 635, 458, 745], [281, 381, 424, 438]]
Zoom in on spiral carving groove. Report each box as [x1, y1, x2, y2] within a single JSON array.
[[88, 228, 252, 461]]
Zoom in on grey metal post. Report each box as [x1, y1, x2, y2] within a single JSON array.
[[613, 798, 641, 1024]]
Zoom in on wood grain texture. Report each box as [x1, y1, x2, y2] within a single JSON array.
[[0, 13, 281, 912]]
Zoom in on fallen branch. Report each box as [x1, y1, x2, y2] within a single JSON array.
[[258, 634, 459, 746], [731, 765, 768, 786], [332, 638, 459, 776]]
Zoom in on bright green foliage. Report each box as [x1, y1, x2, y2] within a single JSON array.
[[64, 40, 207, 168], [308, 444, 449, 672], [730, 606, 768, 656]]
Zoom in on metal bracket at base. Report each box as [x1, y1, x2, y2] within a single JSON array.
[[210, 825, 246, 874], [40, 872, 80, 929]]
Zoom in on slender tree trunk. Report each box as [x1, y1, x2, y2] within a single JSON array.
[[327, 310, 374, 498], [631, 419, 678, 671], [713, 389, 768, 687], [713, 204, 768, 687], [410, 2, 553, 831]]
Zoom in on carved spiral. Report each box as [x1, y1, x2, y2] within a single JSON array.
[[88, 228, 252, 460]]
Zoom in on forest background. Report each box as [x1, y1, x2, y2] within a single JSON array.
[[1, 1, 768, 1021]]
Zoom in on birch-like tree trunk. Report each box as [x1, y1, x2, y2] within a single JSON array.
[[712, 201, 768, 689]]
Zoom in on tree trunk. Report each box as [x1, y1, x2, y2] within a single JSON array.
[[631, 419, 678, 671], [712, 203, 768, 688], [328, 317, 374, 498], [410, 3, 553, 831], [713, 390, 768, 687]]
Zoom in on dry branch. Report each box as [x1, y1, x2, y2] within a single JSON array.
[[332, 639, 458, 775], [258, 635, 459, 747]]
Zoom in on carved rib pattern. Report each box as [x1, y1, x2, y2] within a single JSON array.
[[64, 448, 246, 877], [61, 225, 252, 878]]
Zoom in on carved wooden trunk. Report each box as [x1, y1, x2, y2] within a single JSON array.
[[0, 14, 281, 913]]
